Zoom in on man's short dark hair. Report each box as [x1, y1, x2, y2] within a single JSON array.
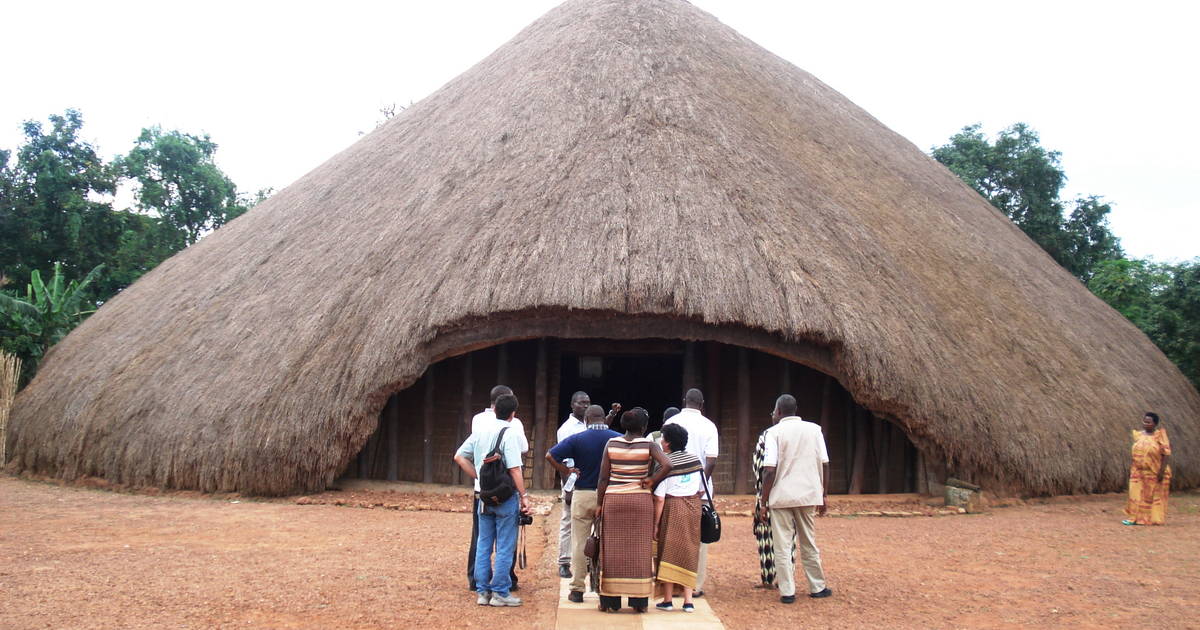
[[775, 394, 798, 417], [490, 385, 513, 406], [571, 391, 589, 402], [494, 394, 518, 420], [621, 407, 649, 433], [683, 388, 704, 408], [662, 406, 680, 423], [661, 422, 689, 452]]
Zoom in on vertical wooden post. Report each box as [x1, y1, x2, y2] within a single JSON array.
[[533, 339, 548, 490], [779, 357, 791, 394], [423, 367, 435, 484], [387, 396, 400, 481], [496, 343, 509, 385], [849, 406, 868, 494], [843, 393, 854, 490], [682, 341, 697, 393], [916, 449, 927, 495], [735, 347, 751, 494], [544, 340, 562, 489], [456, 353, 474, 486], [704, 342, 721, 419], [875, 417, 891, 494], [818, 374, 833, 432]]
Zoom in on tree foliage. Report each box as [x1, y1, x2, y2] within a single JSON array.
[[120, 127, 249, 249], [0, 110, 268, 383], [931, 123, 1122, 281], [0, 263, 103, 383]]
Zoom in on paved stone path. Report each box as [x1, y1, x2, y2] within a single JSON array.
[[555, 576, 724, 630]]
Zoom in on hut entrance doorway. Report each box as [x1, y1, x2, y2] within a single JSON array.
[[557, 340, 684, 433], [346, 337, 924, 495]]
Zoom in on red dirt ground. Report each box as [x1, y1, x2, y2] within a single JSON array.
[[2, 476, 1197, 629]]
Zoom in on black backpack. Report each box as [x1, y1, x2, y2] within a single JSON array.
[[478, 427, 517, 506]]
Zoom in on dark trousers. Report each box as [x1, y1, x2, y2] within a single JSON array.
[[468, 496, 519, 590]]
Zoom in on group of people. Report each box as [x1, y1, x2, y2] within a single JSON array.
[[452, 384, 834, 611]]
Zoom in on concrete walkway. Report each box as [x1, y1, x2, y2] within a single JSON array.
[[555, 576, 724, 630]]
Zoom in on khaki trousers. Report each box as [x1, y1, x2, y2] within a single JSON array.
[[769, 506, 827, 597], [568, 489, 599, 593]]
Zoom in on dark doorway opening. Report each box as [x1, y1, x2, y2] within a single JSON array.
[[558, 350, 682, 433]]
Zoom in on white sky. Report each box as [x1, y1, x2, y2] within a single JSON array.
[[2, 0, 1196, 261]]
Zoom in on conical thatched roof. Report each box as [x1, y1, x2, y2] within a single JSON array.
[[7, 0, 1197, 496]]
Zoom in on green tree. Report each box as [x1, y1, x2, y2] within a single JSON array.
[[0, 263, 102, 381], [931, 123, 1122, 280], [0, 110, 120, 292], [119, 127, 247, 250], [1089, 259, 1200, 388]]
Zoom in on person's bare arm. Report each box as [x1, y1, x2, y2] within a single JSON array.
[[509, 465, 530, 513], [704, 456, 717, 478], [545, 451, 577, 479], [454, 454, 477, 480], [1159, 454, 1170, 483], [756, 465, 777, 520], [653, 494, 665, 536]]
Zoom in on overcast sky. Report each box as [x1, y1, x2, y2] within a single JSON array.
[[2, 0, 1196, 261]]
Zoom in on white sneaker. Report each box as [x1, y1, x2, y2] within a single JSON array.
[[490, 594, 522, 607], [477, 592, 491, 606]]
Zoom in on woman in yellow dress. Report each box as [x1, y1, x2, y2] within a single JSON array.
[[1123, 412, 1171, 526]]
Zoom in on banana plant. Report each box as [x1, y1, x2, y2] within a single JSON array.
[[0, 263, 104, 370]]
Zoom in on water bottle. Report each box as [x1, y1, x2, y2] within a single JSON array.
[[563, 472, 578, 492]]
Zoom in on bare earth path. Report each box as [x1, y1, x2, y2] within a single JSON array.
[[2, 476, 1197, 629]]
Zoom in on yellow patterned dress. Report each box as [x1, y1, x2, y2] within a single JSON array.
[[1124, 428, 1171, 525]]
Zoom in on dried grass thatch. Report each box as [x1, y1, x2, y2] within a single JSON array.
[[6, 0, 1198, 495], [0, 351, 19, 465]]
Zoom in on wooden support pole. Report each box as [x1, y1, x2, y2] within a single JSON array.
[[849, 405, 868, 494], [705, 342, 721, 419], [876, 416, 891, 494], [456, 353, 473, 486], [779, 357, 791, 394], [533, 339, 548, 490], [843, 392, 854, 490], [544, 340, 562, 489], [682, 341, 697, 393], [496, 343, 509, 385], [387, 396, 400, 481], [735, 347, 751, 494], [818, 374, 833, 432], [423, 368, 435, 484]]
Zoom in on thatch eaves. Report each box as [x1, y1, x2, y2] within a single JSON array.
[[7, 0, 1198, 495]]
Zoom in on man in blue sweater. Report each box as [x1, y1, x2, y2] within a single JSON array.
[[545, 404, 620, 603]]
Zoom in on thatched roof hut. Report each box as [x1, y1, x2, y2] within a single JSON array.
[[7, 0, 1197, 496]]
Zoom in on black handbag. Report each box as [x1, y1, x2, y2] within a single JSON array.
[[584, 518, 601, 561], [700, 469, 721, 543]]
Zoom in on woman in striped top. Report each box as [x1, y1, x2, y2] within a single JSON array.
[[595, 407, 672, 613]]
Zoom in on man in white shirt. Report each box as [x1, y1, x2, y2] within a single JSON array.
[[757, 394, 833, 603], [554, 391, 590, 578], [663, 388, 719, 594], [466, 385, 529, 592]]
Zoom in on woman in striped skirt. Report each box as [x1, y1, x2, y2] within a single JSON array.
[[595, 407, 672, 613], [652, 422, 704, 612]]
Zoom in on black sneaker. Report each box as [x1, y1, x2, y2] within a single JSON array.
[[567, 591, 584, 603], [810, 587, 833, 598], [780, 595, 796, 604], [559, 565, 572, 578]]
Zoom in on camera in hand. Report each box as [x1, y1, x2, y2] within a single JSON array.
[[518, 512, 534, 526]]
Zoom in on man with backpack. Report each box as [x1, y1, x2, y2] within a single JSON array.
[[453, 393, 531, 607], [465, 385, 528, 592]]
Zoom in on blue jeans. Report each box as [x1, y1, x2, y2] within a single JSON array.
[[474, 494, 519, 596]]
